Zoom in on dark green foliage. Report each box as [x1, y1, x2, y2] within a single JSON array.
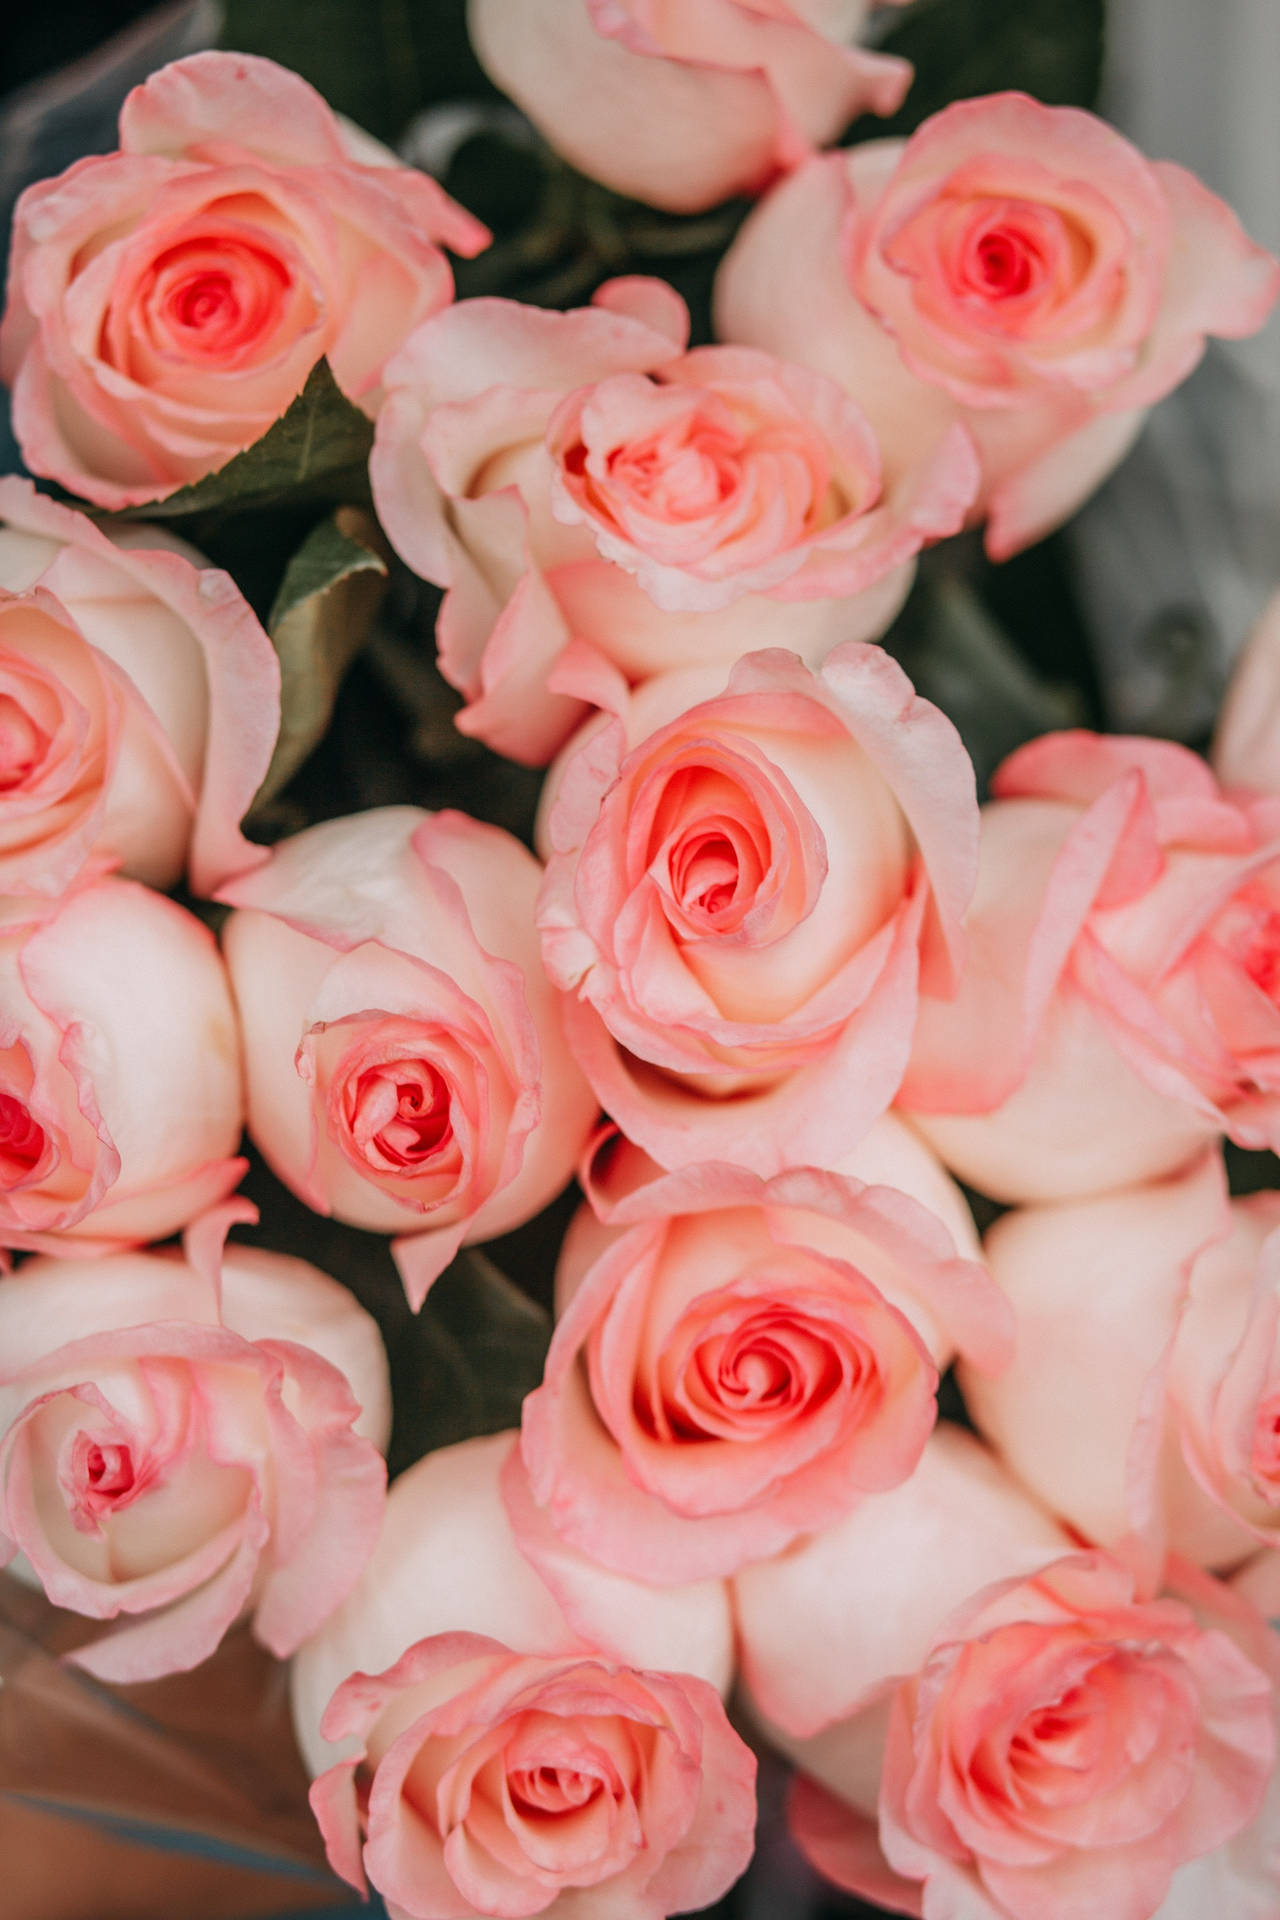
[[886, 550, 1092, 797], [867, 0, 1105, 139], [104, 361, 374, 526], [252, 510, 389, 811], [234, 1152, 550, 1481], [218, 0, 494, 143]]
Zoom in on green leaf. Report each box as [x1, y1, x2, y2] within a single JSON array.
[[105, 360, 375, 525], [889, 570, 1088, 794], [865, 0, 1105, 139], [250, 507, 389, 811], [393, 1249, 552, 1465], [269, 507, 387, 629]]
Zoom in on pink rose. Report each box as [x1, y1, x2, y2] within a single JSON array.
[[220, 807, 598, 1307], [536, 642, 977, 1174], [0, 1204, 388, 1683], [733, 1428, 1277, 1920], [510, 1117, 1009, 1581], [898, 731, 1280, 1201], [292, 1432, 754, 1920], [0, 478, 279, 903], [715, 92, 1280, 558], [0, 52, 488, 508], [960, 1151, 1280, 1584], [1, 876, 244, 1254], [466, 0, 912, 214], [371, 281, 976, 765], [792, 1556, 1277, 1920]]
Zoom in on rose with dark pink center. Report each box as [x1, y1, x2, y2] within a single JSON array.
[[0, 1211, 389, 1682], [536, 642, 976, 1174], [0, 875, 244, 1256], [221, 807, 597, 1307], [0, 52, 487, 507], [715, 92, 1279, 557]]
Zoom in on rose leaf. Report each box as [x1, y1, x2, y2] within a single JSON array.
[[104, 359, 375, 524], [249, 507, 389, 812]]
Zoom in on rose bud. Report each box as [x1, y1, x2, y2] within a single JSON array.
[[292, 1431, 755, 1920], [0, 1203, 389, 1683], [372, 279, 977, 764], [899, 731, 1280, 1201], [734, 1427, 1277, 1920], [716, 92, 1279, 559], [220, 807, 598, 1308], [1, 876, 244, 1255], [510, 1117, 1010, 1582], [959, 1150, 1280, 1588], [467, 0, 913, 215], [536, 643, 977, 1176], [0, 477, 279, 904], [0, 51, 488, 508]]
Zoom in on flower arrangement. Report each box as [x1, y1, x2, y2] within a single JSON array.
[[3, 6, 1280, 1917]]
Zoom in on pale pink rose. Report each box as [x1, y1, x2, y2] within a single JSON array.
[[715, 93, 1280, 558], [732, 1428, 1277, 1920], [371, 280, 977, 765], [509, 1117, 1009, 1582], [789, 1555, 1278, 1920], [536, 642, 977, 1174], [292, 1431, 753, 1920], [1214, 590, 1280, 798], [960, 1151, 1280, 1584], [0, 1203, 389, 1683], [220, 807, 598, 1308], [898, 731, 1280, 1202], [0, 478, 279, 903], [0, 876, 244, 1255], [0, 52, 488, 508], [466, 0, 912, 214]]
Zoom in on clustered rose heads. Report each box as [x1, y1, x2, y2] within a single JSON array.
[[3, 22, 1280, 1920], [797, 1553, 1277, 1920], [737, 1431, 1280, 1919]]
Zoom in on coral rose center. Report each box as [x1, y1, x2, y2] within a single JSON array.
[[347, 1059, 453, 1169], [135, 231, 295, 364], [0, 693, 49, 788], [0, 1092, 45, 1181]]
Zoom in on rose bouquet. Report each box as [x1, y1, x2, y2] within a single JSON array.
[[3, 4, 1280, 1918]]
